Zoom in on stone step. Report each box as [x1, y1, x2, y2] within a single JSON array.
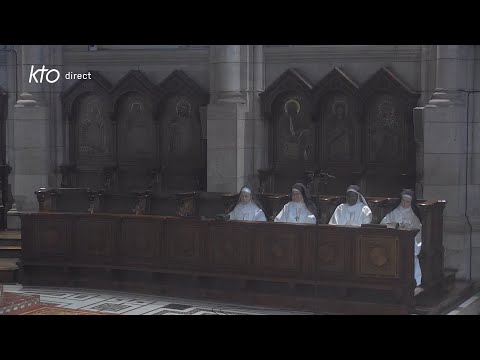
[[0, 238, 21, 247], [0, 246, 21, 258], [413, 281, 475, 315], [0, 231, 21, 240], [0, 231, 22, 247], [0, 258, 19, 284]]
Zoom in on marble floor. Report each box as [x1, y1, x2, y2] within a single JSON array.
[[2, 284, 315, 315], [4, 284, 479, 315]]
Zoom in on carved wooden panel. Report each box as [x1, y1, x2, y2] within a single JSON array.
[[324, 94, 356, 162], [33, 219, 70, 259], [260, 67, 419, 197], [274, 93, 314, 164], [75, 93, 113, 163], [116, 92, 156, 165], [356, 235, 399, 278], [313, 68, 361, 166], [20, 212, 425, 312], [317, 232, 347, 273], [164, 220, 204, 266], [119, 219, 161, 266], [157, 71, 209, 192], [261, 69, 314, 192], [367, 94, 406, 163], [254, 225, 300, 272], [73, 218, 115, 263], [63, 72, 113, 171], [302, 227, 318, 275], [209, 222, 250, 269], [161, 96, 201, 163], [360, 68, 419, 196]]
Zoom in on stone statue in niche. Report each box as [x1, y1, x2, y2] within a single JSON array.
[[164, 96, 198, 162], [326, 97, 352, 161], [126, 96, 150, 154], [279, 97, 313, 161], [116, 93, 155, 162], [369, 96, 402, 162], [78, 95, 109, 155]]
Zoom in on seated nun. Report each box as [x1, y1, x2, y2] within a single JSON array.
[[274, 183, 317, 224], [329, 185, 372, 225], [380, 189, 422, 286], [228, 186, 267, 221]]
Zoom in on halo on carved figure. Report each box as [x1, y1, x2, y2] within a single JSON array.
[[175, 97, 192, 119], [129, 101, 144, 112], [284, 98, 301, 115], [331, 97, 349, 118]]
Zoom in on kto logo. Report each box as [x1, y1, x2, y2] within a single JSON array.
[[29, 65, 60, 84]]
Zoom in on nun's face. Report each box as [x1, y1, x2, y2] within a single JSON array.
[[346, 191, 358, 206], [292, 190, 304, 203], [240, 192, 252, 204], [400, 197, 412, 209]]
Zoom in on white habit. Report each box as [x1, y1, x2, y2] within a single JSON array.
[[381, 206, 422, 286], [274, 201, 316, 224], [329, 202, 372, 226], [229, 202, 267, 221]]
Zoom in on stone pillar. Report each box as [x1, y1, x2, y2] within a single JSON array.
[[9, 45, 50, 217], [207, 45, 248, 193], [252, 45, 267, 185], [213, 45, 244, 103], [420, 45, 475, 280], [469, 45, 480, 280], [16, 45, 44, 107]]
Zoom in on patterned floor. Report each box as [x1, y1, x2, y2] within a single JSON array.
[[2, 284, 314, 315], [4, 284, 479, 315]]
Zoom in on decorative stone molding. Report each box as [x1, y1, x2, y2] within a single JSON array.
[[64, 49, 209, 66], [265, 45, 422, 63]]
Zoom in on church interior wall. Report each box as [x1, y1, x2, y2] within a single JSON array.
[[264, 45, 422, 92]]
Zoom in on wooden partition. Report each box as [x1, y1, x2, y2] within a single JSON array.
[[34, 188, 447, 294], [20, 212, 418, 314]]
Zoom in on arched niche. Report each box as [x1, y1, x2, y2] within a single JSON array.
[[156, 70, 209, 191], [312, 67, 362, 194], [62, 72, 113, 188], [260, 69, 314, 193], [111, 71, 157, 192], [359, 67, 420, 196]]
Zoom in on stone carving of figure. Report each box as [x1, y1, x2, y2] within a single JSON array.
[[280, 97, 313, 161], [167, 97, 196, 161], [117, 94, 154, 159], [327, 99, 351, 161], [79, 96, 108, 155], [371, 98, 402, 162]]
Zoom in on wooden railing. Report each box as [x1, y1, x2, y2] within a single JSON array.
[[19, 212, 418, 314], [33, 188, 447, 293]]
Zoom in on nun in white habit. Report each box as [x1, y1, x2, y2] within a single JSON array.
[[381, 189, 422, 286], [274, 183, 317, 224], [228, 186, 267, 221], [329, 185, 372, 226]]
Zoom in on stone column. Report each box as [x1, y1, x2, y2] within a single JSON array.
[[8, 45, 50, 220], [207, 45, 248, 193], [214, 45, 244, 103], [252, 45, 266, 174], [15, 45, 44, 107], [421, 45, 475, 280]]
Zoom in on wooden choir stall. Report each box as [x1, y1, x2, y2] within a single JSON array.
[[19, 188, 448, 315]]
